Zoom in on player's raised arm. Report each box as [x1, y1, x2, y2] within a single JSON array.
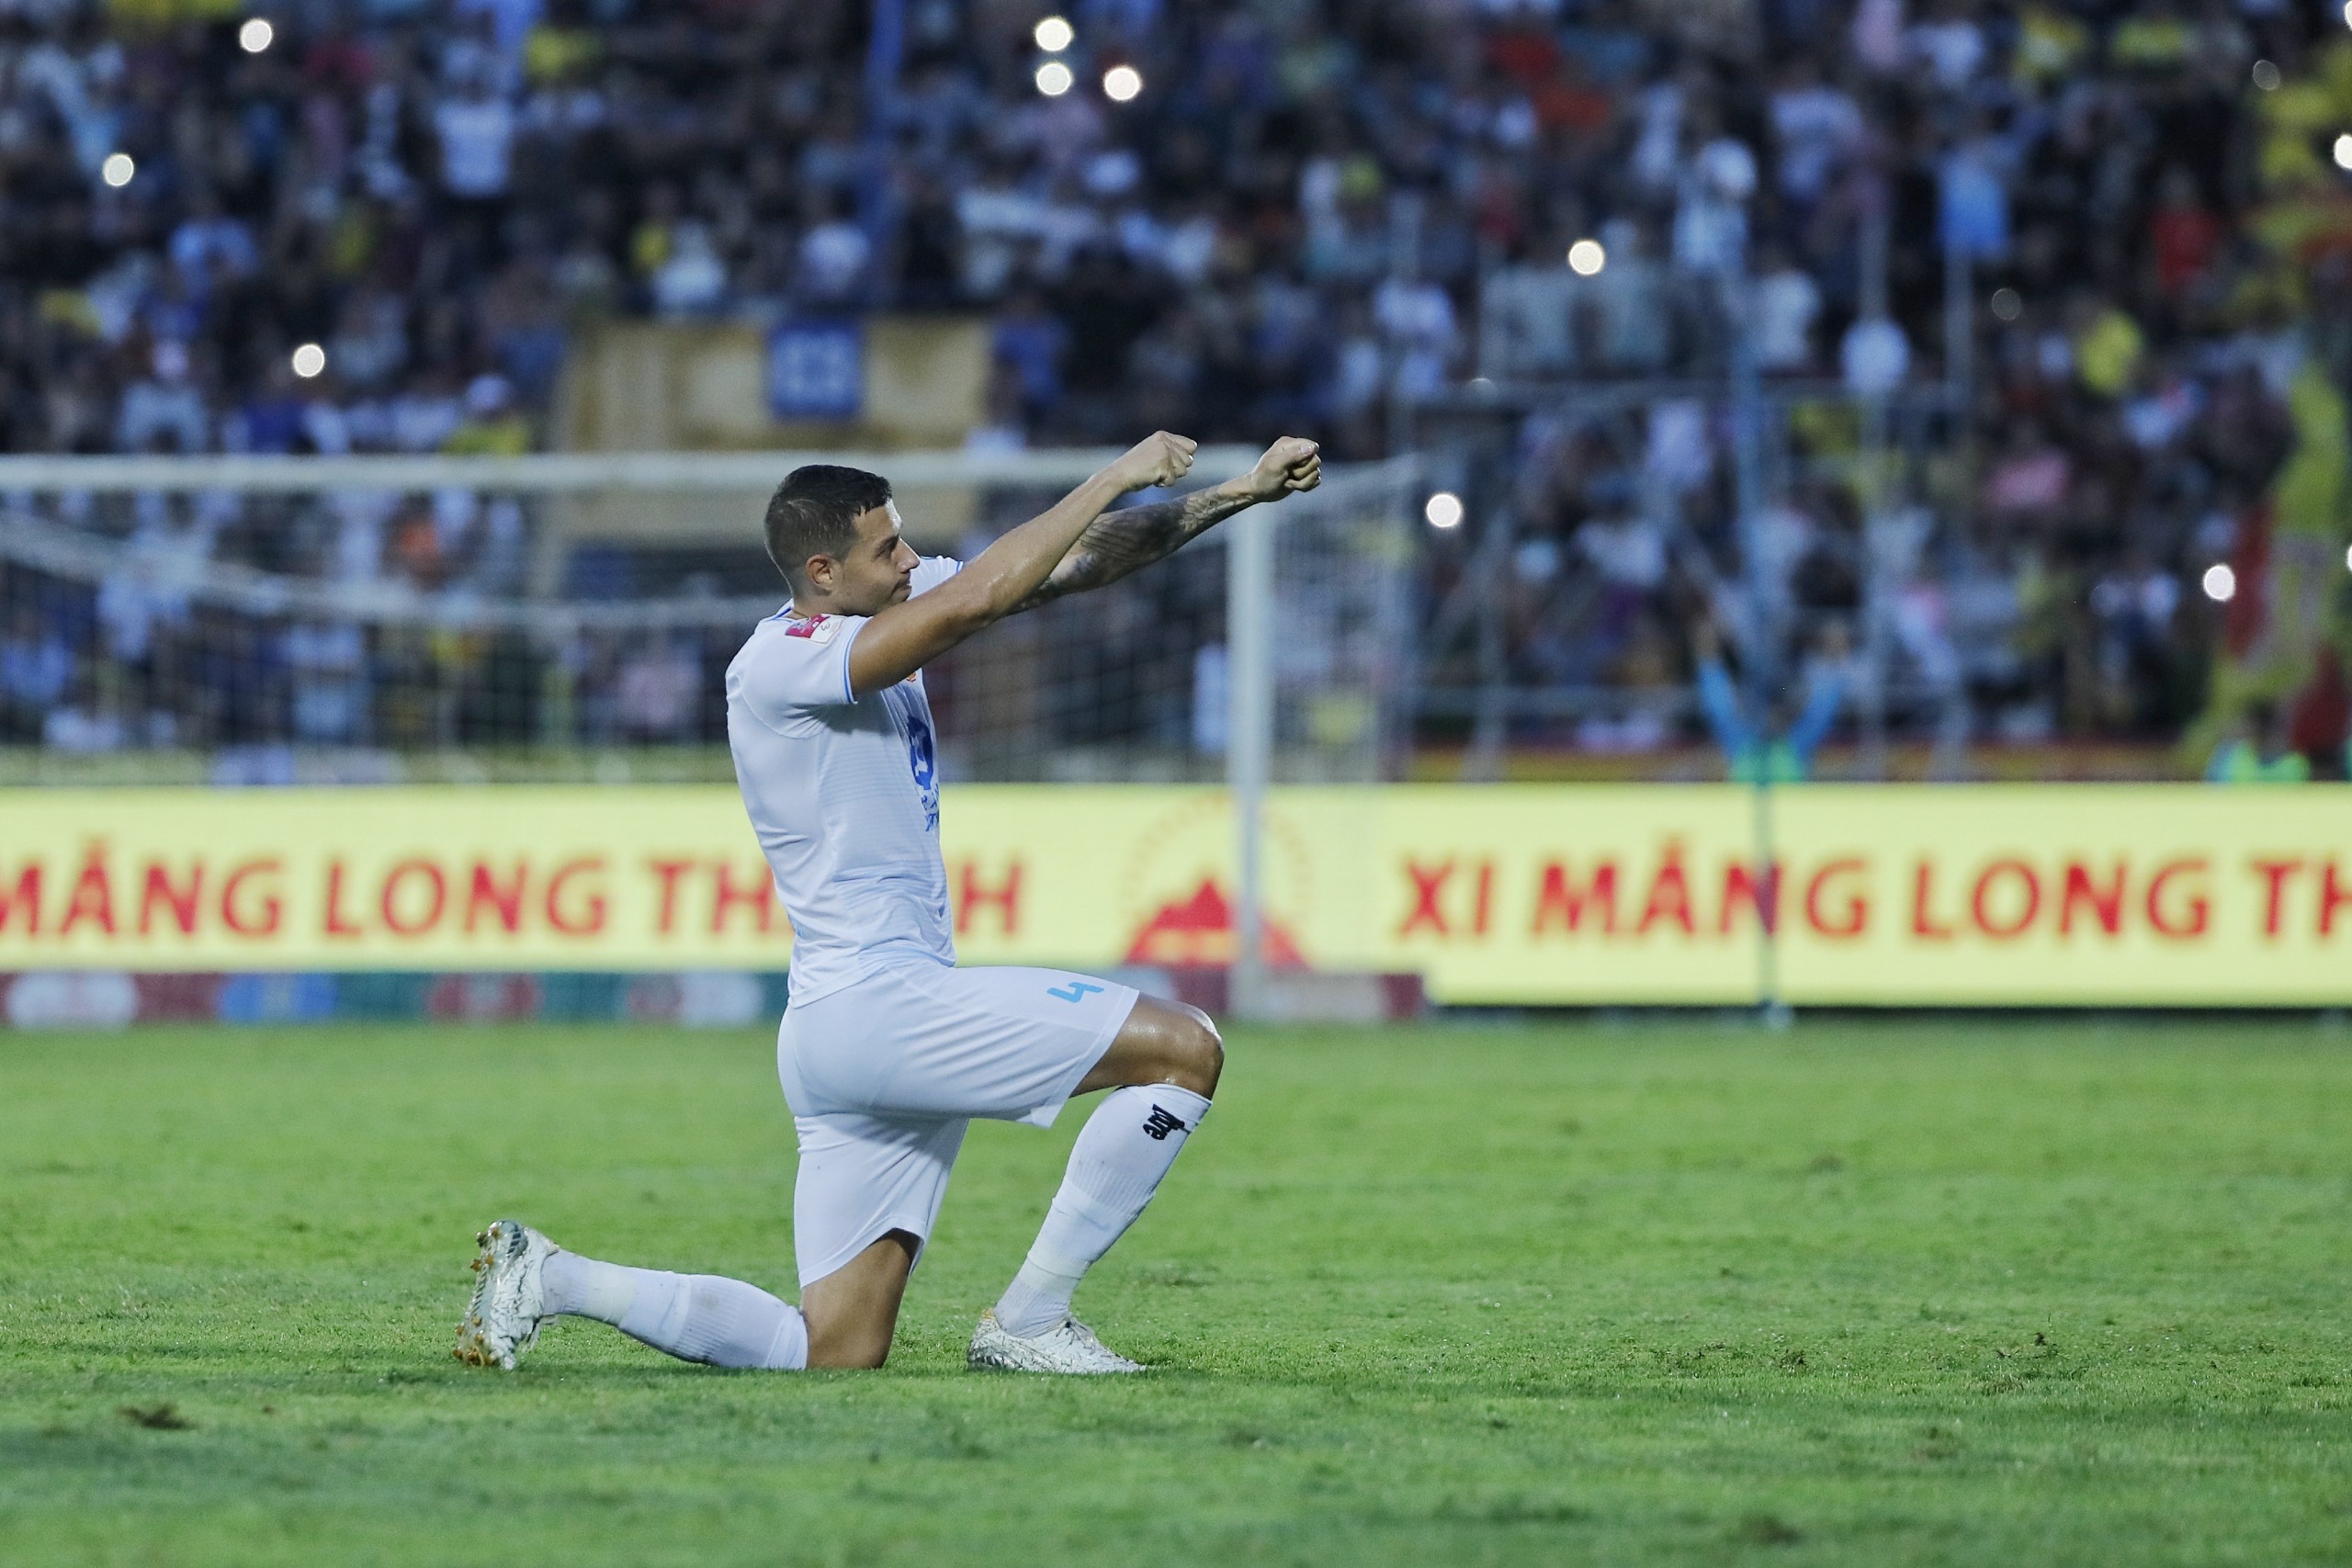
[[1007, 436, 1321, 615], [842, 432, 1197, 696]]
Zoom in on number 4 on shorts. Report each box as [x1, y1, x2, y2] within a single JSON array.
[[1046, 981, 1105, 1003]]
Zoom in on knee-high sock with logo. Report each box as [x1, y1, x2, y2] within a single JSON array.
[[993, 1083, 1211, 1337], [542, 1251, 808, 1370]]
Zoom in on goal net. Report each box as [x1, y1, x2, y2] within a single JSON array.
[[0, 450, 1418, 788]]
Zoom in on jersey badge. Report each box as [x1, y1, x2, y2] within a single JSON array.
[[784, 615, 840, 645]]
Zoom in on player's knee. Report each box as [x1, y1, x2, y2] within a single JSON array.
[[1168, 1004, 1223, 1097], [1110, 998, 1222, 1096]]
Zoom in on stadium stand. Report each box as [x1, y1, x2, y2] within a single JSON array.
[[1, 0, 2347, 771]]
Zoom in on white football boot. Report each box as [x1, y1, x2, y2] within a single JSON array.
[[455, 1219, 554, 1371], [966, 1308, 1146, 1374]]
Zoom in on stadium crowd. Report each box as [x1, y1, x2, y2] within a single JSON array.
[[1, 0, 2347, 768]]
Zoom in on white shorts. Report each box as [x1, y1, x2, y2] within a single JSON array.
[[777, 961, 1139, 1286]]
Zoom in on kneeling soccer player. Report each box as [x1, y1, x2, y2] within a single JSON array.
[[458, 430, 1321, 1374]]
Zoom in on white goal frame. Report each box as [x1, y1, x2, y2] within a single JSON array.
[[0, 448, 1417, 1020]]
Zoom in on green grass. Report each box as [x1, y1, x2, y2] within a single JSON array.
[[3, 1018, 2350, 1566]]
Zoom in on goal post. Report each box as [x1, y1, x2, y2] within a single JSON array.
[[0, 448, 1419, 1008]]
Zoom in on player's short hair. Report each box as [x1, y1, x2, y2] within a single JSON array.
[[763, 465, 892, 592]]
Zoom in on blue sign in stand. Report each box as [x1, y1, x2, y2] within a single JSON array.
[[767, 320, 864, 422]]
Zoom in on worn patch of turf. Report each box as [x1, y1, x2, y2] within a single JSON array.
[[2, 1018, 2348, 1565]]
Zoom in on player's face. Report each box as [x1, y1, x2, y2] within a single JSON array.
[[814, 502, 919, 615]]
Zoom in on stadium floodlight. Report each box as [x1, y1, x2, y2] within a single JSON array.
[[2202, 563, 2236, 603], [239, 17, 273, 51], [100, 152, 134, 187], [1033, 15, 1073, 51], [2251, 59, 2280, 91], [1424, 491, 1464, 529], [2335, 133, 2352, 172], [290, 343, 327, 378], [1035, 60, 1073, 96], [1566, 238, 1606, 276], [1990, 287, 2022, 321], [1103, 64, 1142, 102]]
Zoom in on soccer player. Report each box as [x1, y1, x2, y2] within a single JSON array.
[[458, 431, 1321, 1375]]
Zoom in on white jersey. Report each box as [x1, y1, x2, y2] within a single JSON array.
[[726, 556, 963, 1003]]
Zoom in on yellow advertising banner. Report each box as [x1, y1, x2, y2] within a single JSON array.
[[0, 787, 796, 972], [0, 784, 2346, 1005]]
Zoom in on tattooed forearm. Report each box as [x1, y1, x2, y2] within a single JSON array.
[[1010, 482, 1254, 612]]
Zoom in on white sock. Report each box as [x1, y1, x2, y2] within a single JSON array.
[[542, 1251, 808, 1370], [994, 1084, 1210, 1337]]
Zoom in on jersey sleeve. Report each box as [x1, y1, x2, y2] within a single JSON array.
[[733, 560, 958, 727], [732, 613, 867, 727], [910, 555, 963, 596]]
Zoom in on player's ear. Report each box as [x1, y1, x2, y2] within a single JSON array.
[[804, 553, 836, 594]]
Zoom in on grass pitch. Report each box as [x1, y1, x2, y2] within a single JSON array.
[[3, 1016, 2349, 1566]]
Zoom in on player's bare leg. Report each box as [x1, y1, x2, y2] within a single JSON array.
[[800, 1230, 919, 1369], [970, 997, 1222, 1373]]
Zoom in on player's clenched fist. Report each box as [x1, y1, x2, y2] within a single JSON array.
[[1243, 436, 1321, 502], [1103, 430, 1197, 493]]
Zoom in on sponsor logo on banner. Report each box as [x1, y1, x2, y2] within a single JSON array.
[[1110, 791, 1308, 967]]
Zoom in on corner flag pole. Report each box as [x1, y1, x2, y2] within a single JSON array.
[[1227, 504, 1274, 1022], [1725, 262, 1788, 1027]]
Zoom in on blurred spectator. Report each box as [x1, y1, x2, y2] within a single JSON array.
[[1669, 115, 1757, 277], [435, 76, 517, 202], [798, 194, 872, 308], [1982, 423, 2070, 523], [2206, 698, 2310, 784], [1770, 56, 1862, 211], [44, 672, 127, 753], [652, 224, 728, 316], [227, 360, 310, 455], [285, 620, 370, 744], [2073, 303, 2145, 400], [166, 196, 258, 294], [2147, 167, 2222, 303], [1694, 619, 1847, 783], [1750, 245, 1822, 373], [613, 636, 700, 742], [116, 340, 208, 454], [444, 375, 529, 456], [1, 604, 74, 741]]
